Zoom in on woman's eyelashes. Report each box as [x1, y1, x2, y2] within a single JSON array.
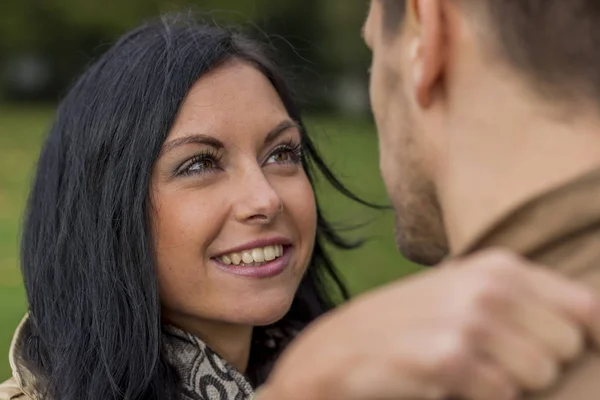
[[175, 140, 303, 178], [265, 140, 303, 166], [176, 149, 223, 177]]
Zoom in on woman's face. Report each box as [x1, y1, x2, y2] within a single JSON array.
[[151, 60, 316, 332]]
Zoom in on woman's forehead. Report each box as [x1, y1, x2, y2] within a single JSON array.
[[166, 60, 290, 143]]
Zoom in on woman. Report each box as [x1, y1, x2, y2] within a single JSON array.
[[0, 14, 372, 400]]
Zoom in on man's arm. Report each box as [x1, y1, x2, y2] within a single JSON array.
[[254, 250, 600, 400]]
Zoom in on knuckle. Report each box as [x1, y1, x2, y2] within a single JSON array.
[[476, 267, 513, 290], [576, 288, 600, 322], [479, 248, 523, 269], [468, 277, 511, 313], [458, 310, 491, 343], [430, 333, 472, 381]]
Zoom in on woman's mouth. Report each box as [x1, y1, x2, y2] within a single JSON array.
[[211, 245, 291, 278], [216, 245, 284, 266]]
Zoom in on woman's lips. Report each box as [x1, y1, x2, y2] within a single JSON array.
[[212, 246, 292, 278]]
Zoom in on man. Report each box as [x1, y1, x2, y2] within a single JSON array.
[[364, 0, 600, 397], [363, 0, 600, 397], [256, 1, 600, 399]]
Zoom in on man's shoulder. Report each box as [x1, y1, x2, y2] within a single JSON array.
[[0, 378, 30, 400]]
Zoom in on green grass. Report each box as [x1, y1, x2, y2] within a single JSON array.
[[0, 106, 421, 381]]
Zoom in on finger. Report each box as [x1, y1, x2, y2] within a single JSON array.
[[454, 356, 519, 400], [522, 264, 600, 348], [512, 298, 584, 361], [481, 321, 559, 391]]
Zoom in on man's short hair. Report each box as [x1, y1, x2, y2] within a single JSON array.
[[380, 0, 405, 39], [379, 0, 600, 103]]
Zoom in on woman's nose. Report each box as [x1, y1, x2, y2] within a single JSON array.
[[232, 166, 283, 225]]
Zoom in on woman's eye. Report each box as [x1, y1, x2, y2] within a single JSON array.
[[189, 159, 216, 172], [268, 151, 293, 164], [266, 145, 302, 166], [177, 154, 221, 177]]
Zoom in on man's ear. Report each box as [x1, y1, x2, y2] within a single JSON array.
[[407, 0, 444, 108]]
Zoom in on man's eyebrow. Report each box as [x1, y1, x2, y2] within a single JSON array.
[[160, 134, 224, 156], [264, 120, 302, 145]]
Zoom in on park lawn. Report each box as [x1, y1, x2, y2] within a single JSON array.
[[0, 106, 421, 380]]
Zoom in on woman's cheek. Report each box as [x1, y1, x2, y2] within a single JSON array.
[[282, 173, 317, 256]]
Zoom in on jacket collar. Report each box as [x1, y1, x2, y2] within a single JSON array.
[[454, 166, 600, 274], [9, 314, 255, 399], [8, 314, 38, 399]]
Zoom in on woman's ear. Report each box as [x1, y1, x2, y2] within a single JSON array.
[[407, 0, 445, 108]]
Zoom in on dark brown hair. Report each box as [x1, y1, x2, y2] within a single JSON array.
[[475, 0, 600, 101], [380, 0, 405, 39], [379, 0, 600, 101]]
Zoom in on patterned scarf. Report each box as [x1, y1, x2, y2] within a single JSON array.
[[162, 326, 255, 400]]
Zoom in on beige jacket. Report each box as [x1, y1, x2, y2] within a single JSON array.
[[0, 316, 31, 400], [455, 167, 600, 399], [0, 315, 258, 399]]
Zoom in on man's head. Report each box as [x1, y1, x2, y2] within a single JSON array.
[[363, 0, 600, 265]]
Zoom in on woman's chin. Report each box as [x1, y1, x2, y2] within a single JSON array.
[[236, 300, 295, 327]]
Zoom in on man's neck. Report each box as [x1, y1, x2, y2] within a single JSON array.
[[438, 91, 600, 254]]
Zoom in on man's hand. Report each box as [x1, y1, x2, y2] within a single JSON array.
[[258, 249, 600, 400]]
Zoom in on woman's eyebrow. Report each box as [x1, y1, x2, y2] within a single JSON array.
[[160, 120, 299, 156], [160, 134, 224, 156], [264, 120, 302, 145]]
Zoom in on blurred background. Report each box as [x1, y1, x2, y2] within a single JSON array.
[[0, 0, 421, 380]]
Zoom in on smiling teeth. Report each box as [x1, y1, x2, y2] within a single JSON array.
[[219, 245, 284, 266]]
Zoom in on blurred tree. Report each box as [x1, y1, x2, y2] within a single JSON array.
[[0, 0, 371, 113], [318, 1, 371, 114]]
